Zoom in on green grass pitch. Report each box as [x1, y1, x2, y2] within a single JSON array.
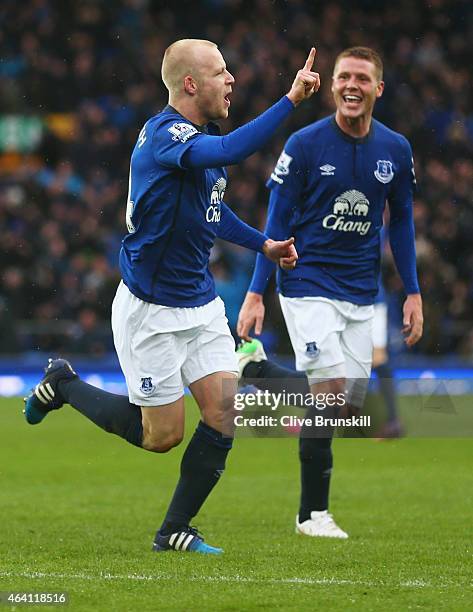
[[0, 396, 472, 611]]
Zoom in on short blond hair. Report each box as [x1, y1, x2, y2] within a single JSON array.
[[161, 39, 217, 95], [334, 46, 383, 82]]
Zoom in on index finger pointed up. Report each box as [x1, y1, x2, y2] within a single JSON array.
[[304, 47, 316, 71]]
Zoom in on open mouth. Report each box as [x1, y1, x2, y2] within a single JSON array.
[[224, 91, 232, 106], [343, 94, 362, 105]]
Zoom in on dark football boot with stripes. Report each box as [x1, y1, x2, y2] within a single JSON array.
[[23, 358, 78, 425], [152, 526, 222, 555]]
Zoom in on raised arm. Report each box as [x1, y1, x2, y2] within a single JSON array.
[[183, 48, 320, 169]]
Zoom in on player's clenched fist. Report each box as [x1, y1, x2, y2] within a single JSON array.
[[262, 237, 298, 270], [279, 242, 298, 271], [286, 47, 321, 106]]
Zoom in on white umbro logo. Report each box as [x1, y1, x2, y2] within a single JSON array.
[[320, 164, 336, 176]]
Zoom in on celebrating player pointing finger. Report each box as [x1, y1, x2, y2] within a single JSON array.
[[24, 38, 318, 556]]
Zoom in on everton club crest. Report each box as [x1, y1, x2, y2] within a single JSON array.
[[305, 341, 320, 358], [140, 377, 155, 395], [374, 160, 394, 184]]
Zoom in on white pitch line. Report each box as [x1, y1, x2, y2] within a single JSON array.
[[0, 570, 466, 589]]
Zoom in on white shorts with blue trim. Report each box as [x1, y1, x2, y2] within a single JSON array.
[[279, 295, 374, 407], [111, 282, 238, 406], [279, 295, 374, 380], [372, 302, 388, 349]]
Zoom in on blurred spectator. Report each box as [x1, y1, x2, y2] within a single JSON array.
[[0, 296, 20, 353], [69, 308, 112, 356]]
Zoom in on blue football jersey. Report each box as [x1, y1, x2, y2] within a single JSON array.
[[374, 226, 388, 304], [374, 278, 387, 304], [267, 116, 416, 305], [119, 107, 227, 307]]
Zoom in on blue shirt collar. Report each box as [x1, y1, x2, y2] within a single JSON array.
[[330, 114, 374, 144]]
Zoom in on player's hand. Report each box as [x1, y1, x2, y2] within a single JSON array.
[[263, 237, 298, 270], [279, 241, 298, 270], [286, 47, 321, 107], [237, 292, 265, 340], [402, 293, 423, 347]]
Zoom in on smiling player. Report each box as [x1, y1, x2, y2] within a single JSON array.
[[237, 47, 423, 539]]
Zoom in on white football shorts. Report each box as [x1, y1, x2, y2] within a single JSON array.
[[372, 302, 388, 350], [111, 281, 238, 406], [279, 295, 374, 383]]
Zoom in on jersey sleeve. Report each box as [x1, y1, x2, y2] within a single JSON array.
[[387, 137, 420, 294], [151, 96, 294, 170], [183, 96, 294, 169], [248, 190, 294, 295], [216, 202, 267, 252], [266, 132, 306, 201], [389, 136, 417, 203], [152, 117, 204, 169]]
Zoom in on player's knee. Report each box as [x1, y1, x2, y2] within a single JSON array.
[[201, 406, 230, 433], [372, 347, 387, 368], [142, 431, 184, 453]]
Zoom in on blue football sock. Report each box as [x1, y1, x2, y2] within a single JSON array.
[[159, 421, 232, 535], [58, 379, 143, 447], [243, 359, 310, 401], [298, 434, 333, 521], [374, 363, 399, 422]]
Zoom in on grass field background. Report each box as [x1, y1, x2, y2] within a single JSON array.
[[1, 396, 472, 611]]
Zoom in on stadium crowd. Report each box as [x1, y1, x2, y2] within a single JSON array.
[[1, 0, 472, 358]]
